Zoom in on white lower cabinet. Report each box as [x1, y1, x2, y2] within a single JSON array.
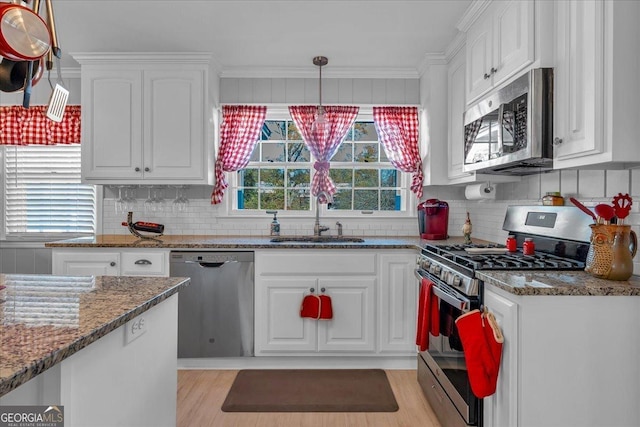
[[482, 287, 519, 427], [254, 249, 417, 357], [378, 251, 417, 354], [52, 248, 169, 277], [484, 284, 640, 427], [257, 277, 375, 354]]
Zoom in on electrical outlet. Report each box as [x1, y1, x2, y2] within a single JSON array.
[[124, 316, 147, 344]]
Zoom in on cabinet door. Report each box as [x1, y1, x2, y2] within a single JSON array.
[[483, 288, 519, 427], [491, 0, 534, 86], [52, 252, 120, 276], [144, 70, 205, 180], [255, 278, 318, 354], [466, 16, 493, 102], [553, 0, 605, 165], [378, 253, 417, 354], [81, 69, 143, 181], [448, 48, 472, 180], [317, 278, 375, 353]]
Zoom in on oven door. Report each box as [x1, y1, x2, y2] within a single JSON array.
[[416, 269, 480, 426]]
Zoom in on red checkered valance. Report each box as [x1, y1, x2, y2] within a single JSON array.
[[0, 105, 81, 145], [373, 106, 423, 199]]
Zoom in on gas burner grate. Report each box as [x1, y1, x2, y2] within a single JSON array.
[[421, 243, 585, 271]]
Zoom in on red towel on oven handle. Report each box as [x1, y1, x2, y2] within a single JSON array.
[[455, 308, 504, 398], [416, 277, 440, 351]]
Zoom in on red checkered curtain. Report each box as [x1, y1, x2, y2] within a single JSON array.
[[0, 105, 81, 145], [289, 105, 359, 201], [373, 106, 423, 199], [211, 105, 267, 204]]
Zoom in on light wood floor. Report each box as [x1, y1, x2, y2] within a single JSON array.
[[177, 369, 442, 427]]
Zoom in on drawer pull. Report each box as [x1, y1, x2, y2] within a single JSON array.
[[134, 259, 152, 265]]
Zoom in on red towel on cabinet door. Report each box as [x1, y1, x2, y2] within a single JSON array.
[[416, 278, 440, 351], [300, 294, 321, 319], [455, 309, 504, 398], [318, 294, 333, 319]]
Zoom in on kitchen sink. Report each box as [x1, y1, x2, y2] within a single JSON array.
[[270, 236, 365, 243]]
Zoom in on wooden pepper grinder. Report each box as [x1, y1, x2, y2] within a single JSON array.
[[462, 212, 472, 244]]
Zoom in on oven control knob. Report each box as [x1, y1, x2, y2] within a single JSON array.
[[452, 275, 462, 287], [441, 270, 450, 282], [430, 265, 440, 275]]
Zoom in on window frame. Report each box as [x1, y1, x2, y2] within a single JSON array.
[[220, 106, 418, 219], [0, 145, 102, 242]]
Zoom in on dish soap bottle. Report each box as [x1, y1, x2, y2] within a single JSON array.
[[267, 210, 280, 236]]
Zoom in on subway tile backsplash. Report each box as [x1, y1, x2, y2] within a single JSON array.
[[100, 168, 640, 275]]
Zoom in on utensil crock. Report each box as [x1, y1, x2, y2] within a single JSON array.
[[585, 224, 637, 281]]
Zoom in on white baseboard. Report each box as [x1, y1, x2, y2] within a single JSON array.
[[178, 356, 418, 370]]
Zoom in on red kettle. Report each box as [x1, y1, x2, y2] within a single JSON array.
[[418, 199, 449, 240]]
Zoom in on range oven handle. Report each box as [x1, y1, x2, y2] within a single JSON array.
[[415, 269, 470, 312]]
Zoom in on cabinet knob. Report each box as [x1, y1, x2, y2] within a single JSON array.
[[553, 137, 563, 146], [144, 167, 150, 172], [484, 72, 491, 80], [135, 167, 141, 172], [490, 67, 498, 74], [110, 261, 116, 267]]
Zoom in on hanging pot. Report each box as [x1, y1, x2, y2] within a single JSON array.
[[0, 56, 43, 92], [0, 1, 50, 61]]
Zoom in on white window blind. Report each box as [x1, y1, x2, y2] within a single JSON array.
[[4, 145, 96, 237]]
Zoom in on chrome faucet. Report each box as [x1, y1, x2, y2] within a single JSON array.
[[314, 191, 331, 236]]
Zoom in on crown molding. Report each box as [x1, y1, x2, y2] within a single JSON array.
[[456, 0, 492, 32], [444, 32, 467, 62], [219, 66, 420, 80], [70, 52, 214, 65]]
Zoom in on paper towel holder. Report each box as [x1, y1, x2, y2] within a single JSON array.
[[484, 182, 494, 193]]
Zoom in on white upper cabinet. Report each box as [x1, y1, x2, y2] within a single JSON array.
[[447, 46, 471, 182], [466, 0, 535, 103], [553, 0, 640, 169], [73, 53, 215, 184]]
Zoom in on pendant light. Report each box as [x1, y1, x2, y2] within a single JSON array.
[[311, 55, 330, 136]]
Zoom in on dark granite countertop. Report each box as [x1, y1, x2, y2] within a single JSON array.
[[478, 270, 640, 296], [0, 274, 190, 397], [44, 234, 451, 250]]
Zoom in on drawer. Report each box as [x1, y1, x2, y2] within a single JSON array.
[[257, 250, 376, 275], [120, 251, 168, 276]]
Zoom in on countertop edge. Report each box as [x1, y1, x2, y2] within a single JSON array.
[[478, 271, 640, 296], [0, 278, 190, 397]]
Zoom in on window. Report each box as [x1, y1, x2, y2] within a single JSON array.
[[2, 145, 96, 239], [232, 114, 410, 215]]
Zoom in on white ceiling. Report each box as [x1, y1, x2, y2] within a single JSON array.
[[52, 0, 473, 77]]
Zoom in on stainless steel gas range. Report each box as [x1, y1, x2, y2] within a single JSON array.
[[415, 205, 593, 427]]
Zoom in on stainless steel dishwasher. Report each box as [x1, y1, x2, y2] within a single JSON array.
[[170, 251, 254, 358]]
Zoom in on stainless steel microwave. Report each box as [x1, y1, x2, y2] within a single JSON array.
[[463, 68, 553, 175]]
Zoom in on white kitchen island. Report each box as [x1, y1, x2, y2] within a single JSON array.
[[0, 274, 189, 427]]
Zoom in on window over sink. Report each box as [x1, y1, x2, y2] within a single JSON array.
[[229, 110, 413, 217], [1, 145, 97, 240]]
